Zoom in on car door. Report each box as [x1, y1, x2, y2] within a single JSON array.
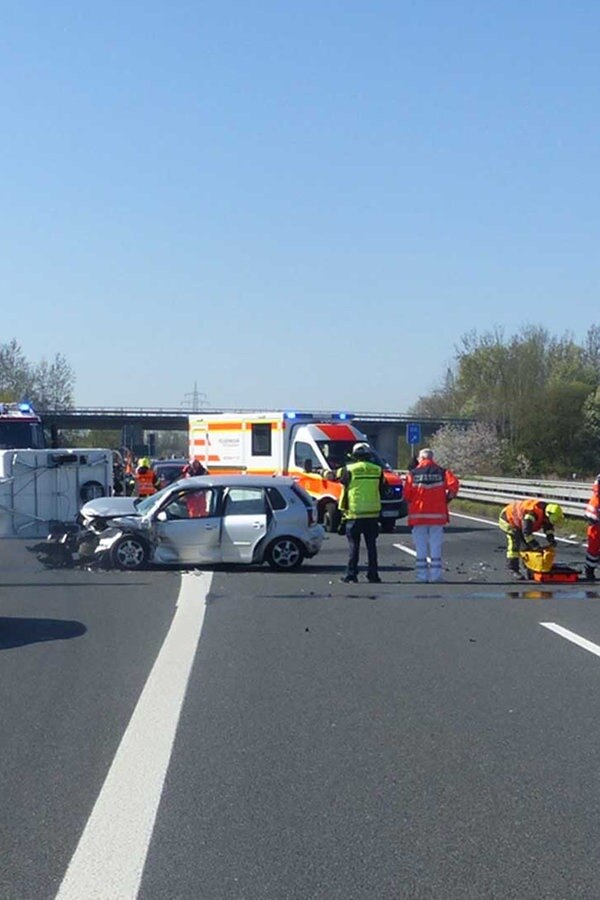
[[152, 487, 220, 564], [220, 487, 269, 563]]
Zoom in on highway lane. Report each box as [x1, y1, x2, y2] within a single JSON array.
[[2, 517, 600, 898]]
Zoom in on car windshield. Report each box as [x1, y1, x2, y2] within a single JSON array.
[[134, 485, 172, 514], [315, 440, 390, 470]]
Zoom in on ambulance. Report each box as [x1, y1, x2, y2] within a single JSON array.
[[188, 411, 406, 532]]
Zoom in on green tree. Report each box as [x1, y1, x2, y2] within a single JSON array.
[[410, 324, 600, 476], [0, 339, 75, 409], [0, 339, 34, 401], [32, 353, 75, 409]]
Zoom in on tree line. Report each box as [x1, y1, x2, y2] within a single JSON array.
[[0, 338, 75, 409], [409, 325, 600, 478]]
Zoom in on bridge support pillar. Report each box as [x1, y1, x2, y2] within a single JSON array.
[[121, 423, 146, 457]]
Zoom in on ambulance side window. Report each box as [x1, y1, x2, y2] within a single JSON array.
[[251, 424, 272, 456], [294, 441, 320, 469]]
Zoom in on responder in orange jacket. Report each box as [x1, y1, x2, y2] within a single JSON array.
[[584, 476, 600, 581], [499, 499, 564, 580], [134, 457, 160, 498], [402, 448, 460, 583]]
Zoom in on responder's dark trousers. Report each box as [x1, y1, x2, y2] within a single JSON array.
[[345, 518, 379, 579]]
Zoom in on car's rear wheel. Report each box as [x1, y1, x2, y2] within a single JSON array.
[[266, 536, 305, 570], [110, 534, 150, 570]]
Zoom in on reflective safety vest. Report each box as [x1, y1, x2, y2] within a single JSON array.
[[502, 499, 547, 535], [585, 482, 600, 524], [337, 460, 383, 519], [403, 460, 459, 527], [135, 468, 157, 497]]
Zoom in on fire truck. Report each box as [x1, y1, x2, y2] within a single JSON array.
[[189, 411, 406, 532], [0, 402, 45, 450]]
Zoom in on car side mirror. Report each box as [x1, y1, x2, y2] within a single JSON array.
[[303, 459, 313, 473], [156, 511, 168, 522]]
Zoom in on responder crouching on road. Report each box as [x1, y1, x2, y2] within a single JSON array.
[[336, 442, 385, 584], [584, 475, 600, 581], [134, 457, 160, 498], [499, 499, 564, 580]]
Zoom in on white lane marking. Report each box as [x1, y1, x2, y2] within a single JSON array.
[[450, 511, 498, 526], [55, 571, 213, 900], [393, 542, 416, 557], [540, 622, 600, 658], [450, 511, 580, 544]]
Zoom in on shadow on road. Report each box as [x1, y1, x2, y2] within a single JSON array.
[[0, 617, 87, 650]]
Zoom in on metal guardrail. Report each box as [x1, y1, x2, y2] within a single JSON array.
[[458, 476, 591, 518]]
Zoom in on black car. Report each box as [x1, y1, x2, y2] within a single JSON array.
[[152, 458, 188, 490]]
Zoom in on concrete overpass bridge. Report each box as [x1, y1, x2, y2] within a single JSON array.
[[40, 407, 474, 469]]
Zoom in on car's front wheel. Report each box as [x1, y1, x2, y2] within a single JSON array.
[[110, 534, 150, 570], [265, 536, 304, 570]]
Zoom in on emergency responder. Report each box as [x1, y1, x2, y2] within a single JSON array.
[[336, 442, 385, 584], [499, 499, 564, 580], [584, 476, 600, 581], [403, 448, 460, 583], [182, 458, 208, 478], [134, 457, 160, 498]]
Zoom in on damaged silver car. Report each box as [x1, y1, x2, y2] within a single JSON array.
[[35, 475, 325, 571]]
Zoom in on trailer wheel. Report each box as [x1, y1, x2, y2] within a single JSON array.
[[80, 480, 106, 503], [111, 534, 150, 570], [265, 536, 304, 570], [323, 502, 340, 533]]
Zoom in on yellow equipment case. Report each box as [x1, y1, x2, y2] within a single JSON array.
[[520, 547, 579, 583]]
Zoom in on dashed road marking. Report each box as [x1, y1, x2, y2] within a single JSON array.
[[540, 622, 600, 657]]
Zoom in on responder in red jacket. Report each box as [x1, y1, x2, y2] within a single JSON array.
[[584, 476, 600, 581], [499, 499, 564, 580], [402, 448, 460, 583], [182, 458, 208, 478]]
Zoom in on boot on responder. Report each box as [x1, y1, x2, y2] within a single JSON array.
[[584, 475, 600, 582], [498, 500, 564, 580]]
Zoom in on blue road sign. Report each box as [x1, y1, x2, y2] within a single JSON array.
[[406, 423, 421, 445]]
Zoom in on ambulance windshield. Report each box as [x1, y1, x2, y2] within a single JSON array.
[[316, 440, 389, 470]]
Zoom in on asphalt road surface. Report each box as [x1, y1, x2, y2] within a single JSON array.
[[1, 513, 600, 900]]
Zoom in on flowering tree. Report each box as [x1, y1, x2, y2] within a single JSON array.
[[431, 422, 505, 476]]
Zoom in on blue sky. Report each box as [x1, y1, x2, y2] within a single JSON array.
[[2, 1, 599, 413]]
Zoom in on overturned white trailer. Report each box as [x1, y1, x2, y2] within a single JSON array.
[[0, 449, 114, 538]]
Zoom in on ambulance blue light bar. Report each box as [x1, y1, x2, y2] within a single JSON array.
[[284, 411, 354, 421], [283, 411, 314, 420]]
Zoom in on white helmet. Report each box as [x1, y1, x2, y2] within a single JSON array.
[[352, 442, 371, 458]]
